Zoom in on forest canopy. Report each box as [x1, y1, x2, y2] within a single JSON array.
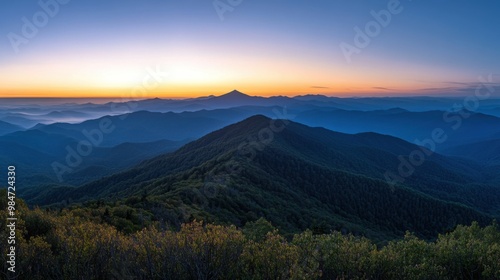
[[1, 191, 499, 280]]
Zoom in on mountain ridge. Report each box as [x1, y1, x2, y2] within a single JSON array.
[[30, 115, 498, 240], [0, 119, 24, 136]]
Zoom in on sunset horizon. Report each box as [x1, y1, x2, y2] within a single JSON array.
[[2, 1, 499, 99], [0, 87, 495, 99]]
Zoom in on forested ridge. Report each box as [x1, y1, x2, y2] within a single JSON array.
[[27, 116, 498, 241]]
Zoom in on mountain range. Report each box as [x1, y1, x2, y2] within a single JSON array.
[[4, 90, 500, 127], [23, 115, 499, 240], [0, 119, 23, 136], [3, 91, 500, 241]]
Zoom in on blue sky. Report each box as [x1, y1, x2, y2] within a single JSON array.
[[1, 0, 499, 97]]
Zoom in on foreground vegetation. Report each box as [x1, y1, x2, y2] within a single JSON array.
[[1, 192, 499, 279]]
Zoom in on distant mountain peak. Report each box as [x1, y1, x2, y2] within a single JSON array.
[[31, 123, 46, 130], [238, 114, 271, 125], [221, 90, 249, 98], [206, 90, 257, 106]]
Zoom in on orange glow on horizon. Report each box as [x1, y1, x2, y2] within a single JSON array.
[[0, 83, 455, 99], [1, 42, 473, 99]]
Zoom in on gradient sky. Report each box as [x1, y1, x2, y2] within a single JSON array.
[[1, 0, 499, 98]]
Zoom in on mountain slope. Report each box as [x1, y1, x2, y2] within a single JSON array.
[[32, 110, 238, 146], [31, 107, 295, 146], [0, 119, 23, 136], [0, 129, 185, 188], [294, 109, 500, 150], [36, 115, 498, 240], [442, 139, 500, 166]]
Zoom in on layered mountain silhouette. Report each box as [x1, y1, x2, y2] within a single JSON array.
[[31, 110, 226, 146], [29, 107, 295, 146], [4, 92, 500, 241], [0, 119, 23, 136], [30, 115, 498, 240], [1, 108, 287, 189], [29, 104, 500, 151], [295, 108, 500, 150], [3, 92, 500, 127], [206, 90, 257, 105], [443, 138, 500, 166], [0, 129, 184, 188]]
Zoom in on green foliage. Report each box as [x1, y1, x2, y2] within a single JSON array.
[[23, 208, 55, 239], [1, 193, 500, 279], [239, 230, 304, 280], [434, 222, 500, 279], [0, 196, 500, 280], [380, 232, 446, 279], [242, 217, 276, 242]]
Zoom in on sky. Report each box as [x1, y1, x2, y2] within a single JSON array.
[[0, 0, 499, 98]]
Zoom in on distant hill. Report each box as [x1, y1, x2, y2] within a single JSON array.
[[110, 93, 500, 115], [31, 108, 293, 146], [42, 110, 91, 118], [4, 93, 500, 127], [28, 104, 500, 151], [111, 90, 300, 112], [0, 114, 49, 128], [32, 111, 227, 146], [204, 90, 261, 107], [0, 129, 185, 188], [35, 116, 498, 240], [443, 139, 500, 166], [294, 108, 500, 150], [0, 119, 24, 136]]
